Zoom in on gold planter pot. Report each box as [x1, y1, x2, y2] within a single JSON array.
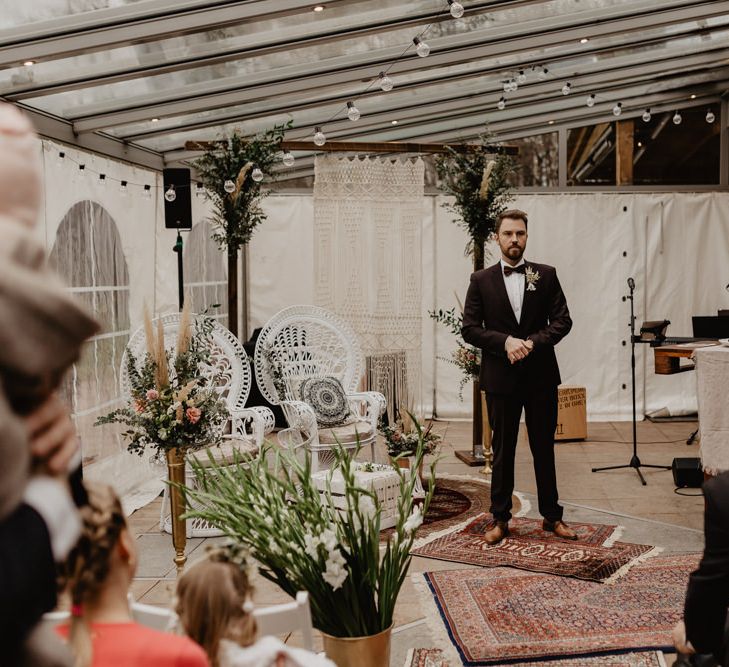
[[321, 625, 392, 667], [165, 447, 187, 573]]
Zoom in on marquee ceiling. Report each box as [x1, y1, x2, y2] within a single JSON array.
[[0, 0, 726, 179]]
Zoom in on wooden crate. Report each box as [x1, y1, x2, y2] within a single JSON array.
[[555, 385, 587, 441]]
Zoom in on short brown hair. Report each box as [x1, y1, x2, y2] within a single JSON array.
[[496, 209, 528, 234]]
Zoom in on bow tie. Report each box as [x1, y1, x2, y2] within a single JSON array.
[[503, 264, 526, 276]]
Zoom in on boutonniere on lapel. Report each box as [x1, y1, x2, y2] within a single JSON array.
[[525, 266, 540, 291]]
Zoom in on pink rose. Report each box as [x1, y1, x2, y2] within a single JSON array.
[[186, 407, 202, 424], [146, 389, 159, 401]]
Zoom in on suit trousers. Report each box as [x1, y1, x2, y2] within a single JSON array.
[[486, 384, 562, 523]]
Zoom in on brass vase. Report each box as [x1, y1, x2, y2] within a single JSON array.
[[165, 447, 187, 573], [321, 625, 392, 667], [480, 391, 493, 476]]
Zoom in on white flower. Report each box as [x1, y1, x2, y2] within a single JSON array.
[[403, 505, 423, 535], [158, 429, 168, 441], [322, 549, 348, 590], [303, 532, 320, 559], [268, 537, 280, 555], [264, 515, 274, 527], [358, 495, 376, 520], [320, 527, 338, 552]]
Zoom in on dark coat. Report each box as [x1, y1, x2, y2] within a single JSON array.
[[685, 471, 729, 665], [461, 260, 572, 394]]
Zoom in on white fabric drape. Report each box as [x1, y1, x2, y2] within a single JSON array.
[[312, 156, 425, 418]]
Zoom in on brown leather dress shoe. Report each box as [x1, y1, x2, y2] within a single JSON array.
[[543, 519, 578, 540], [484, 521, 509, 545]]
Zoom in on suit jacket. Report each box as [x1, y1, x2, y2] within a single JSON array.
[[461, 260, 572, 394], [684, 472, 729, 664]]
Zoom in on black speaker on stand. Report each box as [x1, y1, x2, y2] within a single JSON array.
[[163, 168, 192, 310]]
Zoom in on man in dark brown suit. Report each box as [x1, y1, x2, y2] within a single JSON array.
[[462, 209, 574, 545]]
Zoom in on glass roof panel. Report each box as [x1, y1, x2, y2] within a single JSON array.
[[11, 0, 698, 119]]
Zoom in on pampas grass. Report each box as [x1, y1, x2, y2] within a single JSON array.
[[478, 160, 496, 199], [155, 317, 169, 389], [175, 297, 192, 357], [231, 162, 252, 200]]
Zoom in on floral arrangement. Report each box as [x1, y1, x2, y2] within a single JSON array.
[[429, 305, 481, 399], [380, 412, 441, 458], [96, 305, 229, 456], [182, 434, 435, 638], [435, 136, 514, 270]]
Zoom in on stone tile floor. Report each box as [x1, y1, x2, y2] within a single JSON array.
[[128, 420, 704, 666]]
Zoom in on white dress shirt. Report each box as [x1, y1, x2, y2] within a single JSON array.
[[500, 258, 525, 323]]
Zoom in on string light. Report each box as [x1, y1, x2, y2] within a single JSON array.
[[517, 70, 526, 84], [538, 66, 549, 80], [223, 179, 235, 193], [119, 180, 128, 196], [497, 96, 506, 110], [673, 111, 682, 125], [447, 0, 464, 18], [98, 173, 106, 187], [251, 166, 264, 182], [282, 151, 295, 167], [642, 108, 651, 122], [346, 101, 361, 121], [706, 109, 716, 123], [561, 82, 572, 96], [195, 183, 205, 197], [612, 102, 622, 116], [56, 151, 65, 166], [586, 94, 595, 107], [313, 126, 326, 146], [143, 184, 152, 198], [413, 37, 430, 58], [378, 71, 394, 91], [164, 186, 176, 202]]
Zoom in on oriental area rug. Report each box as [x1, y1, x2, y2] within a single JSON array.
[[415, 554, 700, 666], [381, 475, 519, 543], [411, 515, 657, 583], [404, 647, 666, 667]]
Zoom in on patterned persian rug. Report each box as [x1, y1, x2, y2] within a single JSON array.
[[415, 554, 700, 666], [412, 514, 656, 583], [381, 476, 518, 542], [404, 647, 666, 666]]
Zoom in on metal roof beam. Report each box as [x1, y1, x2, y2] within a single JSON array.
[[70, 0, 729, 133], [0, 0, 367, 69]]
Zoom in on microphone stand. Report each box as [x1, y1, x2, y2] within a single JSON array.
[[592, 278, 670, 485]]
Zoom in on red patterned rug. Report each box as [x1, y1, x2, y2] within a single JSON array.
[[404, 648, 665, 666], [417, 554, 700, 665], [412, 514, 654, 583], [381, 476, 515, 542]]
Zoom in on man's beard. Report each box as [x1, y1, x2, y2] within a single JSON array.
[[506, 245, 523, 259]]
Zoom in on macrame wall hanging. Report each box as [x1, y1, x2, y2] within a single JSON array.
[[313, 155, 424, 420]]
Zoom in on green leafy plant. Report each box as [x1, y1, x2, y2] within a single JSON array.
[[379, 412, 441, 458], [182, 434, 435, 638], [193, 124, 290, 252], [435, 138, 514, 269], [429, 307, 480, 400], [95, 311, 229, 456]]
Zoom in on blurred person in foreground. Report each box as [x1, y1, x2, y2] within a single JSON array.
[[0, 101, 98, 665]]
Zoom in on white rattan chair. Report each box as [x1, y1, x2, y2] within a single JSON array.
[[253, 305, 385, 472], [121, 313, 275, 537]]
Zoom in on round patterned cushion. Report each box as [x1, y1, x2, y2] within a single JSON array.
[[299, 376, 351, 427]]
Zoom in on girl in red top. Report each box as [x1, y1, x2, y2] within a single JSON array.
[[58, 483, 209, 667]]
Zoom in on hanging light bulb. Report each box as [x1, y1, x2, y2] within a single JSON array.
[[223, 179, 236, 193], [706, 108, 716, 124], [612, 102, 622, 116], [143, 184, 152, 199], [538, 66, 549, 80], [119, 180, 128, 196], [672, 111, 682, 125], [164, 185, 176, 202], [56, 151, 66, 166], [195, 182, 204, 198], [347, 101, 360, 121], [413, 37, 430, 58], [586, 94, 596, 107], [497, 96, 506, 110], [561, 82, 572, 96], [313, 126, 326, 146], [98, 173, 106, 187], [282, 151, 295, 167], [251, 165, 264, 182], [502, 81, 510, 93], [509, 79, 518, 92], [517, 70, 526, 84], [447, 0, 464, 18], [378, 71, 393, 92], [642, 108, 651, 122]]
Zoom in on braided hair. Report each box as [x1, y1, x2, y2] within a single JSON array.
[[58, 483, 126, 667], [176, 546, 257, 667]]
